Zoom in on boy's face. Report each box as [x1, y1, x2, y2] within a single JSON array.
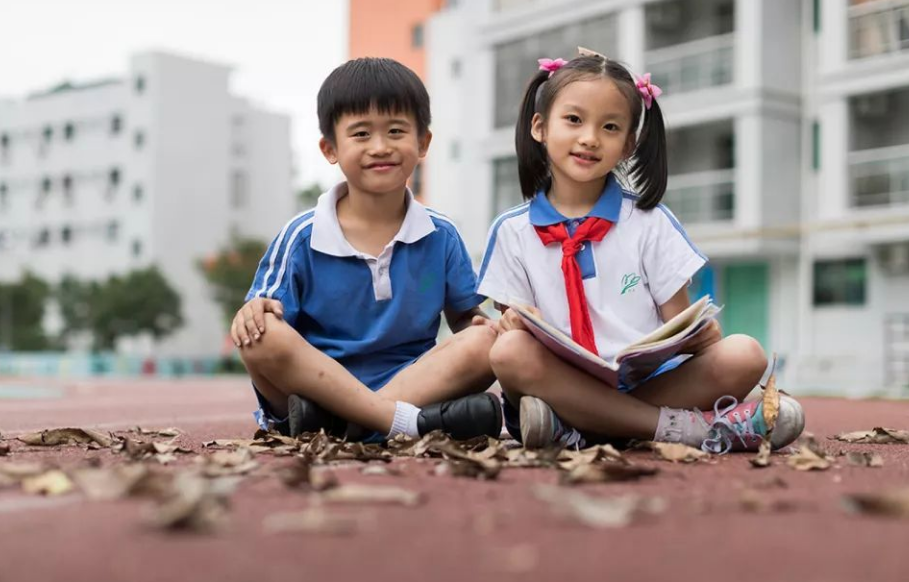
[[320, 107, 431, 197]]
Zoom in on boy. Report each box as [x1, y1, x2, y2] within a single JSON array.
[[233, 58, 501, 441]]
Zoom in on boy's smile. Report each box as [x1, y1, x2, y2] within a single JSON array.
[[320, 107, 431, 197]]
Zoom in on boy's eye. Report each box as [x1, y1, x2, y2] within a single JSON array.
[[389, 128, 406, 135], [353, 131, 369, 138]]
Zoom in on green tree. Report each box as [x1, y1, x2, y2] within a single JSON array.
[[86, 267, 183, 350], [0, 272, 51, 350], [199, 238, 268, 327]]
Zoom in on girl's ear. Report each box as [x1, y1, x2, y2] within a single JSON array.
[[530, 113, 546, 144], [319, 137, 338, 164]]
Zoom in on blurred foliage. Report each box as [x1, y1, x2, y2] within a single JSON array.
[[297, 183, 322, 210], [198, 238, 268, 327], [57, 267, 184, 350], [0, 272, 52, 350]]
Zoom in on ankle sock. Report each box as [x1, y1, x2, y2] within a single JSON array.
[[386, 401, 421, 439]]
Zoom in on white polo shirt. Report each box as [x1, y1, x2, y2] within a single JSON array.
[[477, 173, 707, 361]]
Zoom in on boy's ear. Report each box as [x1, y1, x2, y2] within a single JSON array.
[[418, 129, 432, 158], [319, 137, 338, 164], [530, 113, 546, 144]]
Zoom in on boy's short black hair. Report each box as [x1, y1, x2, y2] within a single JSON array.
[[317, 57, 431, 144]]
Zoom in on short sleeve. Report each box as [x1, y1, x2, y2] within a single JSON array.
[[443, 230, 484, 313], [476, 220, 535, 307], [641, 205, 708, 306], [245, 230, 304, 326]]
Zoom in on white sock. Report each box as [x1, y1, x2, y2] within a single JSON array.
[[653, 407, 709, 447], [386, 401, 421, 439]]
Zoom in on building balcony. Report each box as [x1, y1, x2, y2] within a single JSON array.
[[663, 169, 735, 226], [849, 143, 909, 208], [646, 33, 735, 97], [848, 0, 909, 60]]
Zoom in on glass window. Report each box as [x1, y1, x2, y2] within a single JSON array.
[[43, 126, 53, 143], [61, 225, 72, 245], [231, 171, 248, 208], [132, 239, 142, 257], [135, 130, 145, 150], [107, 221, 119, 242], [412, 24, 424, 49], [111, 115, 122, 135], [493, 14, 618, 128], [813, 258, 867, 306], [0, 182, 7, 209], [35, 228, 50, 248], [64, 122, 75, 141], [135, 75, 146, 94], [492, 157, 522, 216], [133, 184, 144, 203]]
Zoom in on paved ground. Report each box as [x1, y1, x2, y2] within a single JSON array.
[[1, 376, 908, 582]]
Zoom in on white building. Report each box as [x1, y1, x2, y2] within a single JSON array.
[[426, 0, 909, 395], [0, 51, 294, 358]]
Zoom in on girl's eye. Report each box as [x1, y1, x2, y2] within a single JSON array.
[[566, 115, 581, 124], [604, 123, 620, 132]]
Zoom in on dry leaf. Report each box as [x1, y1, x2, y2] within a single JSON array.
[[843, 488, 909, 518], [21, 470, 74, 496], [320, 484, 423, 507], [148, 473, 236, 532], [845, 451, 884, 468], [833, 427, 909, 445], [72, 465, 153, 500], [787, 443, 831, 471], [762, 355, 780, 430], [199, 448, 259, 477], [0, 442, 10, 456], [277, 456, 338, 491], [533, 485, 666, 529], [559, 462, 658, 485], [750, 438, 773, 468], [0, 462, 49, 482], [17, 428, 113, 448], [131, 427, 181, 437], [647, 442, 709, 463], [263, 508, 370, 535], [739, 489, 799, 513]]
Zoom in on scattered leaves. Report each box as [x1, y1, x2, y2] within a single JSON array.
[[263, 508, 371, 535], [844, 451, 883, 468], [21, 470, 74, 496], [843, 488, 909, 519], [147, 473, 236, 532], [645, 442, 709, 463], [276, 456, 338, 491], [533, 485, 666, 529], [198, 448, 259, 477], [17, 428, 113, 448], [559, 462, 658, 485], [750, 438, 773, 468], [320, 485, 423, 507], [130, 427, 182, 437], [739, 489, 800, 513], [787, 437, 832, 471], [833, 428, 909, 445]]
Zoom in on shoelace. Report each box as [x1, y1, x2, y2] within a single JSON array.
[[551, 411, 585, 449], [700, 395, 761, 454]]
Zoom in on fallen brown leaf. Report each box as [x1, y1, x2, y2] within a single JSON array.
[[72, 464, 155, 500], [320, 484, 423, 507], [130, 427, 182, 437], [199, 448, 259, 477], [843, 488, 909, 518], [845, 451, 884, 468], [277, 456, 338, 491], [833, 428, 909, 445], [559, 462, 658, 485], [762, 355, 780, 430], [739, 488, 800, 513], [21, 470, 74, 496], [533, 485, 666, 529], [750, 438, 773, 468], [646, 442, 708, 463], [147, 473, 236, 532], [787, 442, 832, 471], [17, 428, 113, 448]]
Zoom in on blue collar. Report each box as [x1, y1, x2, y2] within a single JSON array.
[[528, 173, 624, 226]]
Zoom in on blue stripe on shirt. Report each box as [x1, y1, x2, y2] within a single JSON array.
[[477, 203, 530, 285]]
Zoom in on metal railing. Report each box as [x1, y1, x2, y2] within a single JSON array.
[[849, 144, 909, 208], [646, 33, 734, 96], [663, 169, 735, 225]]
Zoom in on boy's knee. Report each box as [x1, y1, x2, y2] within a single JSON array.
[[239, 313, 296, 370], [489, 330, 542, 382]]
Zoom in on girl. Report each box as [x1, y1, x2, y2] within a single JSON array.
[[478, 51, 804, 453]]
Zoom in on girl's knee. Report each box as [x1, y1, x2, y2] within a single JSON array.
[[489, 330, 544, 382], [717, 334, 767, 387]]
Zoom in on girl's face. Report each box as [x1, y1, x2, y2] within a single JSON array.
[[531, 77, 635, 190]]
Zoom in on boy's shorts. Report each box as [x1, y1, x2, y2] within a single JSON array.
[[502, 355, 690, 443], [252, 355, 420, 433]]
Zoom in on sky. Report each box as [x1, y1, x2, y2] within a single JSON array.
[[0, 0, 348, 189]]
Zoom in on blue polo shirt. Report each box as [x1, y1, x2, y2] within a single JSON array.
[[247, 182, 483, 391]]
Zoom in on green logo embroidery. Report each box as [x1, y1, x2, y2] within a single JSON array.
[[621, 273, 641, 295]]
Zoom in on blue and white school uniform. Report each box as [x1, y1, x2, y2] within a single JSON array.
[[477, 173, 708, 388], [246, 182, 483, 428]]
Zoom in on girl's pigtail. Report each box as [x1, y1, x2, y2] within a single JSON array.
[[628, 98, 668, 210], [515, 70, 551, 201]]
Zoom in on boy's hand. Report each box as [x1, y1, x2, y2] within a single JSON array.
[[470, 314, 501, 333], [680, 319, 722, 355], [498, 306, 539, 333], [231, 298, 284, 348]]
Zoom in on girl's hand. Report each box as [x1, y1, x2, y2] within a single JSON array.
[[681, 319, 722, 355], [498, 306, 540, 333], [471, 315, 501, 334]]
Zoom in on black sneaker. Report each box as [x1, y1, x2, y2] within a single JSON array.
[[287, 394, 347, 438], [417, 392, 503, 440]]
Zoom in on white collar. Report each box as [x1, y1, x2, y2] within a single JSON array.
[[309, 182, 437, 258]]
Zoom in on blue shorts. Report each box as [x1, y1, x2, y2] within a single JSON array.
[[502, 355, 690, 442], [252, 355, 419, 433]]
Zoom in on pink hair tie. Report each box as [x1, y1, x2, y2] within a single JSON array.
[[636, 73, 663, 109], [538, 58, 567, 77]]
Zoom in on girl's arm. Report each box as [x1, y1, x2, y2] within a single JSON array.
[[659, 287, 722, 354]]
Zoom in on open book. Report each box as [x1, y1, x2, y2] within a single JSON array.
[[512, 296, 722, 388]]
